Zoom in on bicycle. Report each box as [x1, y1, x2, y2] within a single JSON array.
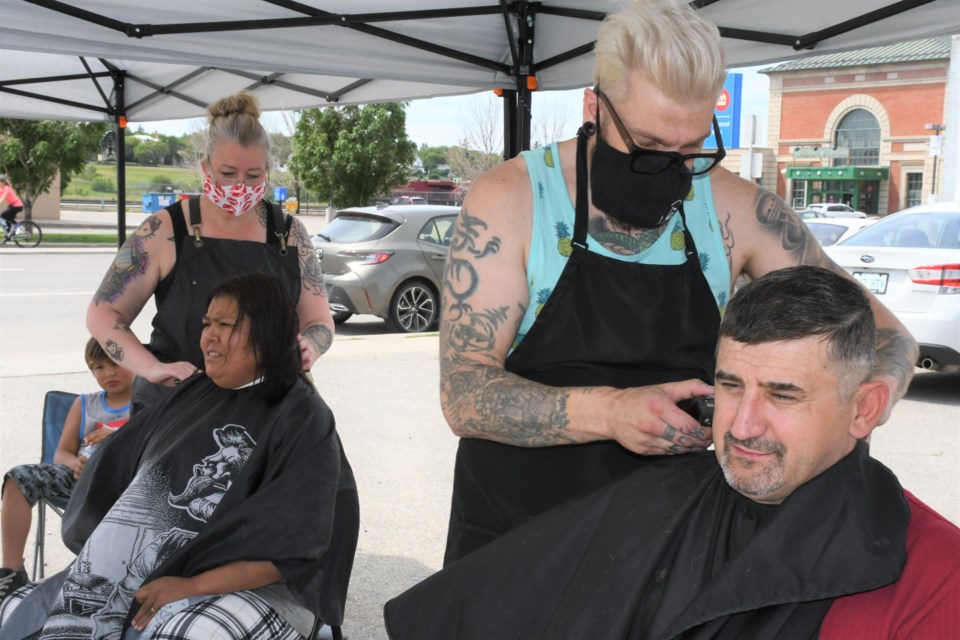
[[0, 218, 42, 248]]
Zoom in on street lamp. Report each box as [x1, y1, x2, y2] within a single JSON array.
[[925, 123, 944, 202]]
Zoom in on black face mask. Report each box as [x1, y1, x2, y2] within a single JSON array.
[[589, 128, 692, 229]]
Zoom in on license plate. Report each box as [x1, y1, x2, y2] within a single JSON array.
[[853, 271, 888, 294]]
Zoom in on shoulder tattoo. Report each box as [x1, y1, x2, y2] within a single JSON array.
[[754, 190, 827, 267], [291, 218, 327, 297], [443, 207, 502, 321], [93, 215, 162, 304]]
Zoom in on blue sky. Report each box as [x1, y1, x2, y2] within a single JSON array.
[[135, 65, 771, 149]]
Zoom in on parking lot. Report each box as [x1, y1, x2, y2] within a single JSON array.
[[1, 249, 958, 640]]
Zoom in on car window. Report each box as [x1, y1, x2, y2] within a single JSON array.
[[806, 222, 846, 246], [322, 214, 399, 243], [418, 215, 458, 246], [839, 212, 960, 249]]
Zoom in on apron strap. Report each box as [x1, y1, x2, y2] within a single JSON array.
[[167, 199, 188, 259], [188, 196, 204, 247], [573, 126, 593, 248], [266, 201, 290, 255]]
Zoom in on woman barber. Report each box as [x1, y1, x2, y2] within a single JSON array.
[[86, 91, 333, 411]]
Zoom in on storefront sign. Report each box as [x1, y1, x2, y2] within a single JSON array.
[[792, 147, 850, 159], [705, 73, 741, 150]]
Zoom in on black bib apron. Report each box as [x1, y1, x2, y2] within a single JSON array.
[[132, 197, 300, 413], [444, 132, 722, 564]]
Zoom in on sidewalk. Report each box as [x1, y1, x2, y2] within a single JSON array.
[[0, 208, 333, 252]]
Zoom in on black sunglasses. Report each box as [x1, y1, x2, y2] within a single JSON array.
[[596, 88, 726, 176]]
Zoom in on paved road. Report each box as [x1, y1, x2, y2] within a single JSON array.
[[1, 250, 958, 640]]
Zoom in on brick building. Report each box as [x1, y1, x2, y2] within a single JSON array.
[[763, 38, 952, 216]]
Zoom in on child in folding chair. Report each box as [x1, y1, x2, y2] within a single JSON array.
[[0, 337, 133, 601]]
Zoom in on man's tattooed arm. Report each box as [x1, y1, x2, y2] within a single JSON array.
[[439, 205, 580, 446], [93, 216, 162, 304], [875, 327, 919, 402], [440, 309, 578, 447], [751, 189, 917, 399]]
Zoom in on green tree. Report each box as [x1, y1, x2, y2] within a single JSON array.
[[291, 102, 416, 208], [135, 140, 169, 166], [158, 134, 184, 165], [0, 118, 107, 218], [418, 146, 450, 178]]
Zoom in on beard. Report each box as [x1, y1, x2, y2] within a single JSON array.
[[719, 432, 787, 499]]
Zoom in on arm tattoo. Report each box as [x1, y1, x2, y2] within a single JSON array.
[[754, 191, 826, 266], [720, 211, 735, 272], [256, 202, 269, 229], [441, 306, 573, 446], [93, 216, 162, 304], [104, 339, 124, 362], [113, 316, 134, 333], [302, 323, 333, 357], [291, 218, 327, 297], [875, 328, 919, 399], [443, 208, 501, 321]]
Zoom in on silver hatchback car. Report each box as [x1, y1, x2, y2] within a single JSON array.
[[312, 204, 459, 332]]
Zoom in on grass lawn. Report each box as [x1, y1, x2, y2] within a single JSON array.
[[67, 163, 202, 200]]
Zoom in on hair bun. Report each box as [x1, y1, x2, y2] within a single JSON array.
[[207, 91, 261, 123]]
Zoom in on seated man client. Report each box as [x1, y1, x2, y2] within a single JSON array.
[[1, 273, 359, 640], [386, 266, 959, 639]]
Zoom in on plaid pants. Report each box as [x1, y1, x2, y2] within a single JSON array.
[[0, 585, 304, 640], [150, 591, 304, 639]]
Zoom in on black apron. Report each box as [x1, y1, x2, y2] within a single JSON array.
[[132, 197, 301, 413], [150, 196, 300, 368], [444, 131, 722, 565]]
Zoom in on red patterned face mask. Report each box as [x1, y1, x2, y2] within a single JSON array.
[[202, 170, 268, 217]]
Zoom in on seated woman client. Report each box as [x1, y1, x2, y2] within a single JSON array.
[[0, 273, 359, 640]]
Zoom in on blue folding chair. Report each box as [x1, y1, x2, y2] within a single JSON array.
[[31, 390, 78, 581]]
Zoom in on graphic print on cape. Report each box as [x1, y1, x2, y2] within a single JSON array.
[[38, 424, 257, 640], [168, 424, 256, 523]]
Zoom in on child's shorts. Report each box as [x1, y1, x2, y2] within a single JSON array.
[[2, 463, 76, 506]]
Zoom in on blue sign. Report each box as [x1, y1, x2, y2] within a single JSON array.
[[705, 73, 741, 149], [274, 186, 288, 202]]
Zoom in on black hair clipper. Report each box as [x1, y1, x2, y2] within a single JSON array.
[[677, 396, 714, 428]]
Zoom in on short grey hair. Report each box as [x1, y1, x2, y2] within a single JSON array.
[[719, 266, 876, 398]]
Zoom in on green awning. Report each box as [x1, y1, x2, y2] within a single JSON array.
[[786, 166, 889, 180]]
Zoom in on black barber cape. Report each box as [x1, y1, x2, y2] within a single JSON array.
[[1, 375, 358, 639], [385, 443, 907, 640]]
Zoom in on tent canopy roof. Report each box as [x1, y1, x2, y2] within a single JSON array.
[[3, 0, 960, 124]]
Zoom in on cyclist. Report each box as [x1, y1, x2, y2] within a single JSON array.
[[0, 176, 24, 244]]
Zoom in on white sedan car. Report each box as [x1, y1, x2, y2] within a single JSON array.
[[803, 202, 868, 218], [824, 202, 960, 372], [805, 217, 876, 246]]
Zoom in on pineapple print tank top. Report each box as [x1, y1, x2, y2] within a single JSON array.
[[513, 142, 731, 352]]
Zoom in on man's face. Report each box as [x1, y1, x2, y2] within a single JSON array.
[[201, 295, 258, 389], [712, 336, 860, 504], [583, 72, 716, 157]]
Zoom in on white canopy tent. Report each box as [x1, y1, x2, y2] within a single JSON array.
[[2, 0, 960, 237]]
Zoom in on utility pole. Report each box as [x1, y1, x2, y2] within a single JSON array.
[[925, 123, 944, 203]]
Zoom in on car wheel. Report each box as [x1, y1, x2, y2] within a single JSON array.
[[332, 310, 353, 325], [387, 281, 438, 333]]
